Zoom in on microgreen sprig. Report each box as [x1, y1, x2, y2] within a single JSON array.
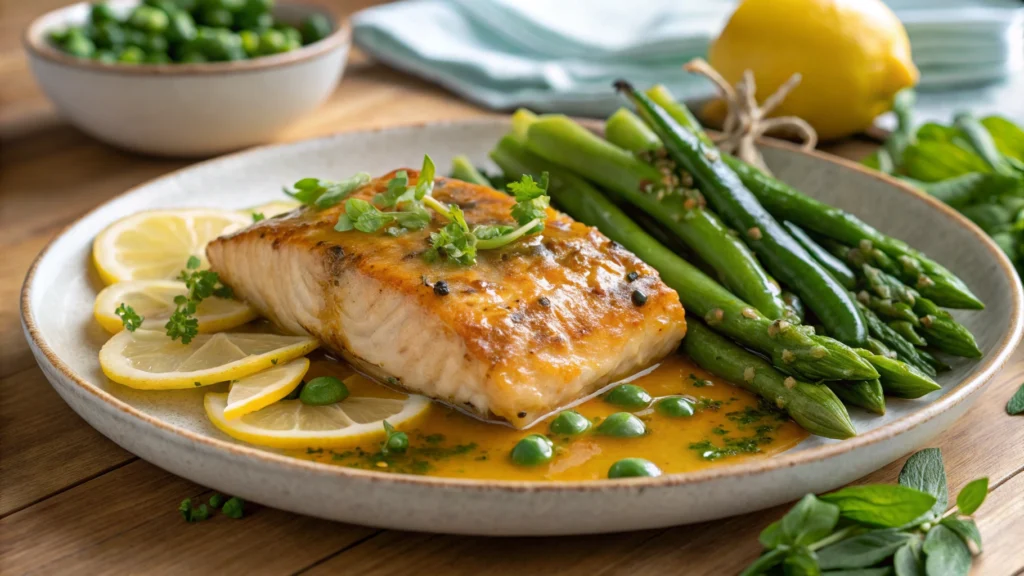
[[165, 256, 234, 344], [742, 448, 987, 575], [115, 303, 144, 332]]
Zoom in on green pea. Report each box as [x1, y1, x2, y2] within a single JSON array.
[[549, 410, 591, 436], [299, 376, 349, 405], [604, 384, 652, 409], [118, 46, 146, 64], [129, 6, 170, 33], [596, 412, 646, 437], [239, 29, 260, 56], [235, 11, 274, 31], [64, 33, 96, 58], [258, 29, 287, 54], [145, 51, 171, 64], [608, 458, 662, 479], [166, 11, 197, 43], [655, 397, 695, 418], [510, 434, 554, 466], [90, 2, 119, 25], [94, 49, 118, 63], [300, 13, 331, 44], [92, 21, 125, 49], [385, 431, 408, 454], [200, 7, 233, 28]]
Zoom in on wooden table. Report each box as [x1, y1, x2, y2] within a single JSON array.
[[2, 2, 1023, 574]]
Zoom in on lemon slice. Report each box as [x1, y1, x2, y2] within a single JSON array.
[[93, 209, 252, 285], [99, 329, 319, 390], [244, 200, 301, 219], [93, 280, 258, 334], [205, 391, 431, 449], [223, 358, 309, 420]]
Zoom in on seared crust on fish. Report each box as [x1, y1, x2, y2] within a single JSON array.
[[208, 171, 686, 427]]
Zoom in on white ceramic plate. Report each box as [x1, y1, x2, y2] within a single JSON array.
[[22, 119, 1023, 535]]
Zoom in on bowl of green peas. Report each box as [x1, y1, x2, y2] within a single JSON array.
[[24, 0, 350, 157]]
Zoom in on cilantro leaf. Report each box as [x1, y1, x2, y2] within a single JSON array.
[[508, 172, 550, 233], [221, 497, 245, 519], [374, 171, 414, 208], [251, 212, 265, 222], [186, 255, 201, 270], [114, 303, 144, 331], [285, 173, 371, 209], [473, 224, 516, 240], [414, 155, 436, 200], [426, 219, 478, 266]]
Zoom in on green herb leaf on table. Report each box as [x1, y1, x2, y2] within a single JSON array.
[[923, 524, 972, 576], [816, 530, 913, 570], [780, 494, 840, 547], [954, 477, 988, 515], [893, 539, 923, 576], [739, 548, 788, 576], [178, 498, 210, 523], [940, 517, 982, 554], [114, 303, 143, 331], [1007, 383, 1024, 415], [221, 497, 245, 519], [897, 448, 948, 523], [782, 548, 820, 576], [820, 485, 937, 528]]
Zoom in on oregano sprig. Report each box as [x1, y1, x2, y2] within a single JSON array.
[[742, 448, 988, 575]]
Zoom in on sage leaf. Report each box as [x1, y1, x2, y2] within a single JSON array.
[[1007, 383, 1024, 415], [820, 485, 936, 528], [955, 478, 988, 515], [893, 540, 923, 576], [822, 569, 893, 576], [923, 525, 971, 576], [941, 517, 982, 554], [783, 549, 821, 576], [898, 448, 947, 522], [817, 530, 912, 570], [781, 495, 841, 547], [739, 547, 788, 576], [760, 520, 784, 549]]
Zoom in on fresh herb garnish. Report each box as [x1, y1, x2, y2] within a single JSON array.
[[208, 493, 225, 509], [507, 172, 550, 234], [114, 302, 144, 332], [381, 421, 409, 456], [178, 498, 210, 523], [285, 172, 371, 209], [221, 497, 245, 519], [251, 212, 265, 222], [741, 448, 987, 575], [1007, 383, 1024, 415], [165, 256, 234, 344]]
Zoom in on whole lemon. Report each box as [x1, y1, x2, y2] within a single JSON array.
[[707, 0, 919, 140]]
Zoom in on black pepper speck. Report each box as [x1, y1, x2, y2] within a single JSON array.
[[433, 281, 450, 296], [626, 271, 639, 282], [538, 296, 551, 307], [631, 290, 648, 307], [517, 411, 527, 418]]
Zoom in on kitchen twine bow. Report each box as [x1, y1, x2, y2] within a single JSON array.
[[684, 58, 818, 175]]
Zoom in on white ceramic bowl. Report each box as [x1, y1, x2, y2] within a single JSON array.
[[20, 119, 1024, 536], [23, 0, 350, 157]]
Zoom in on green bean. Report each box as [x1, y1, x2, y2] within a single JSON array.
[[783, 221, 857, 289], [683, 319, 856, 439], [618, 81, 868, 347], [855, 299, 937, 377], [450, 155, 493, 187], [606, 108, 661, 153], [523, 113, 789, 320], [827, 379, 886, 415], [490, 135, 877, 382]]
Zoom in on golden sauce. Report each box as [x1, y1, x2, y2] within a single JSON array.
[[290, 354, 808, 480]]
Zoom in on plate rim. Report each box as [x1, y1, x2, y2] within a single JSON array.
[[20, 117, 1024, 493]]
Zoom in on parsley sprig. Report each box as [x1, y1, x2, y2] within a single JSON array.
[[742, 448, 986, 575], [165, 256, 234, 344], [285, 172, 371, 209], [114, 303, 144, 332], [291, 155, 550, 266]]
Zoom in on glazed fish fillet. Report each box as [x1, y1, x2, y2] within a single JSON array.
[[208, 171, 686, 427]]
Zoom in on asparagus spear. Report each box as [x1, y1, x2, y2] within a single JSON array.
[[682, 319, 857, 439], [855, 350, 941, 399], [450, 155, 492, 187], [889, 320, 928, 346], [643, 85, 985, 311], [782, 221, 857, 290], [855, 299, 937, 377], [827, 379, 886, 416], [616, 80, 869, 347], [490, 135, 877, 382], [522, 114, 791, 320], [914, 298, 983, 358]]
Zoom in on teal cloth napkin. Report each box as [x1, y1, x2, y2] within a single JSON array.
[[352, 0, 1024, 117]]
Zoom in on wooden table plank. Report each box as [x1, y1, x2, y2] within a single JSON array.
[[972, 472, 1024, 575]]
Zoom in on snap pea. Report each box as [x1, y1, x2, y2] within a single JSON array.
[[618, 81, 868, 347], [490, 135, 877, 382], [299, 376, 349, 406], [604, 384, 652, 409], [682, 319, 857, 439], [450, 155, 493, 187], [524, 113, 790, 321], [510, 434, 554, 466], [549, 410, 591, 436], [608, 458, 662, 479], [596, 413, 646, 438], [827, 379, 886, 415]]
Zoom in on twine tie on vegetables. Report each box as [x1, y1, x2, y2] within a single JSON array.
[[683, 58, 818, 175]]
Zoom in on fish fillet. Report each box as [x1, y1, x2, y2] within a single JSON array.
[[207, 171, 686, 427]]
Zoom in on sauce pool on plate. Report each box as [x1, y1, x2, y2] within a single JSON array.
[[293, 354, 808, 480]]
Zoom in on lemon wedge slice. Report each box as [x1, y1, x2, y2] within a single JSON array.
[[223, 358, 309, 420], [93, 280, 258, 334], [243, 200, 301, 219], [92, 209, 252, 285], [205, 391, 431, 449], [99, 329, 319, 390]]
